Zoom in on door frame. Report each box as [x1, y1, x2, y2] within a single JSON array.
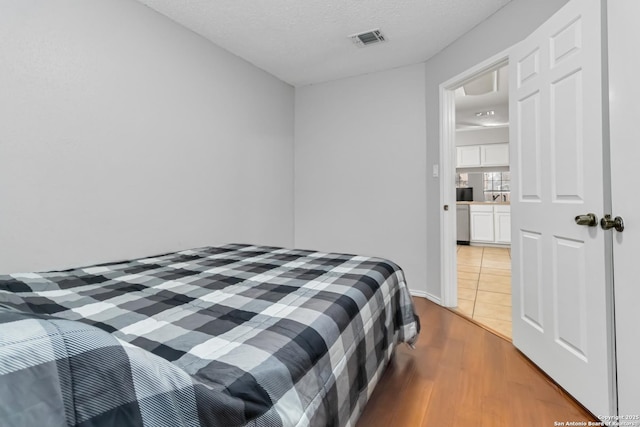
[[439, 48, 510, 307], [607, 0, 636, 414]]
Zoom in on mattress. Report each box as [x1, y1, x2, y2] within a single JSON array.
[[0, 244, 419, 427]]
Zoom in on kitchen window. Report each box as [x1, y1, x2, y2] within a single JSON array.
[[483, 171, 510, 202]]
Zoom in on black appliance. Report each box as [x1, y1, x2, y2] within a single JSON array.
[[456, 187, 473, 202]]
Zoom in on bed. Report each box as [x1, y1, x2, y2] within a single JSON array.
[[0, 243, 419, 427]]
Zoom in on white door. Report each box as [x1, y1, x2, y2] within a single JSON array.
[[509, 0, 615, 415], [608, 0, 640, 416]]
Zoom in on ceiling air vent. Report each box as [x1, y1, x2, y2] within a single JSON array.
[[349, 29, 386, 47]]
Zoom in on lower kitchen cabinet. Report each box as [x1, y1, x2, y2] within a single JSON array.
[[494, 205, 511, 243], [470, 204, 511, 244], [470, 205, 495, 242]]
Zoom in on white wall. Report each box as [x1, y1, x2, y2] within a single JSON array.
[[0, 0, 294, 273], [424, 0, 569, 298], [456, 127, 509, 146], [294, 0, 568, 299], [465, 173, 485, 202], [295, 64, 428, 294], [0, 0, 570, 293]]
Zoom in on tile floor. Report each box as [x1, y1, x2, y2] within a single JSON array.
[[453, 245, 512, 339]]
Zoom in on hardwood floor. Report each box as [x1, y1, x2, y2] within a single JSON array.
[[357, 297, 595, 427]]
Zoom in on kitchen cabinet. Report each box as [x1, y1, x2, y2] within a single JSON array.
[[456, 145, 481, 167], [493, 205, 511, 243], [457, 143, 509, 168], [481, 143, 510, 167], [470, 204, 511, 244], [470, 205, 495, 242]]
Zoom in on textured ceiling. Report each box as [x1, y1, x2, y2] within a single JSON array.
[[136, 0, 512, 86]]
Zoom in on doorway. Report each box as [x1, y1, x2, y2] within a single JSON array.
[[439, 56, 513, 339], [454, 66, 512, 338]]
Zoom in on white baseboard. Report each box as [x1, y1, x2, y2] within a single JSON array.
[[410, 289, 441, 305]]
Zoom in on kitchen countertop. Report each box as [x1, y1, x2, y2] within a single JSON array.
[[456, 201, 511, 205]]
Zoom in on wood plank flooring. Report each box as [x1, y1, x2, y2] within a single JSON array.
[[356, 297, 595, 427]]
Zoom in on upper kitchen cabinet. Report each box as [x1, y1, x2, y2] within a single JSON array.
[[457, 143, 509, 168], [457, 145, 481, 167], [481, 143, 509, 167], [456, 127, 510, 169]]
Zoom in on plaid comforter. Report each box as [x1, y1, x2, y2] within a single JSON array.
[[0, 244, 419, 427]]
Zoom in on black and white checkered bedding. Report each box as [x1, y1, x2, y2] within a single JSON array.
[[0, 244, 419, 427]]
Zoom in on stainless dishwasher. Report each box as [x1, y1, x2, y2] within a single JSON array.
[[456, 204, 470, 245]]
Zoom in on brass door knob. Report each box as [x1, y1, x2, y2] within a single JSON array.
[[575, 213, 598, 227], [600, 214, 624, 232]]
